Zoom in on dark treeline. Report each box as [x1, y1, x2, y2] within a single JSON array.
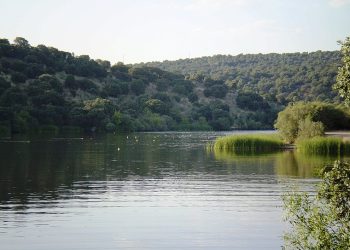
[[0, 37, 344, 135]]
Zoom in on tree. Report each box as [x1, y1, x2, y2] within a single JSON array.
[[13, 37, 30, 48], [64, 74, 77, 89], [0, 76, 11, 94], [145, 99, 168, 114], [283, 161, 350, 249], [296, 116, 324, 140], [130, 79, 145, 95], [203, 84, 228, 98], [333, 36, 350, 105], [275, 102, 350, 143], [236, 92, 270, 111]]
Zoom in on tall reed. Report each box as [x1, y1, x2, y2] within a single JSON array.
[[297, 137, 350, 155], [212, 134, 284, 154]]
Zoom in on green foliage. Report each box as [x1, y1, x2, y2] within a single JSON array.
[[203, 84, 228, 98], [130, 79, 145, 95], [79, 98, 115, 132], [64, 74, 77, 89], [236, 92, 270, 111], [0, 36, 346, 134], [296, 137, 350, 155], [275, 102, 350, 143], [14, 37, 30, 48], [112, 111, 134, 132], [333, 36, 350, 105], [102, 80, 129, 97], [11, 71, 27, 83], [0, 76, 11, 94], [145, 99, 169, 114], [283, 161, 350, 249], [172, 80, 194, 96], [145, 51, 341, 104], [188, 92, 198, 103], [297, 116, 325, 140], [77, 79, 98, 94], [213, 134, 284, 154]]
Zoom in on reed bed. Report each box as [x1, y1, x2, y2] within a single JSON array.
[[297, 137, 350, 155], [212, 134, 284, 154]]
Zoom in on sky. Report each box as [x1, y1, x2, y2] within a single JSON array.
[[0, 0, 350, 64]]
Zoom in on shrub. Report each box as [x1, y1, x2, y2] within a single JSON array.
[[297, 117, 324, 140], [213, 134, 284, 154], [275, 102, 350, 143], [283, 161, 350, 249]]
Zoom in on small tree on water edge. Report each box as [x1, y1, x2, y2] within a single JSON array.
[[282, 161, 350, 249]]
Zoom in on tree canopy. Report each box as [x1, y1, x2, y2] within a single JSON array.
[[0, 36, 345, 135], [333, 36, 350, 105]]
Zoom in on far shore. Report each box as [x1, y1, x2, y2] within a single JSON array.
[[326, 131, 350, 140]]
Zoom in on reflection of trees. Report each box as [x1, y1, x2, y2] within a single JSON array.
[[208, 148, 277, 175], [0, 133, 222, 206], [273, 151, 336, 178], [210, 147, 347, 178], [283, 161, 350, 249]]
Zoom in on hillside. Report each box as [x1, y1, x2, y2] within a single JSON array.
[[142, 51, 341, 104], [0, 37, 343, 135]]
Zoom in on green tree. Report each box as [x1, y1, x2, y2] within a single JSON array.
[[130, 79, 145, 95], [145, 99, 169, 114], [296, 116, 325, 140], [283, 161, 350, 249], [275, 102, 350, 143], [333, 36, 350, 105], [13, 37, 30, 48], [64, 74, 77, 89]]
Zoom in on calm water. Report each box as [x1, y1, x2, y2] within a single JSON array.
[[0, 131, 334, 249]]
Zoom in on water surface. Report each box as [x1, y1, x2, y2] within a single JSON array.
[[0, 131, 334, 249]]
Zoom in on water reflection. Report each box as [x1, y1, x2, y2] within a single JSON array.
[[1, 133, 341, 206], [211, 147, 348, 178], [0, 132, 332, 250]]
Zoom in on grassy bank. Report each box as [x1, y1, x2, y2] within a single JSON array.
[[212, 134, 284, 154], [297, 137, 350, 155]]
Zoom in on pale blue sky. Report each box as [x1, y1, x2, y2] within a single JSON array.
[[0, 0, 349, 63]]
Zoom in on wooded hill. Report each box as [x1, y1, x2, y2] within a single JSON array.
[[0, 37, 343, 134], [142, 51, 341, 104]]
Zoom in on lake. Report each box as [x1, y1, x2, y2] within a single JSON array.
[[0, 131, 336, 249]]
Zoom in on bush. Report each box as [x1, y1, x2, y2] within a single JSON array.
[[297, 117, 324, 140], [283, 161, 350, 249], [275, 102, 350, 143]]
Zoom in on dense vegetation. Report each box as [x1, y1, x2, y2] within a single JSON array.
[[143, 51, 344, 130], [212, 134, 284, 154], [0, 37, 238, 135], [274, 102, 350, 143], [297, 137, 350, 155], [333, 37, 350, 105], [0, 37, 344, 135], [143, 52, 341, 103], [283, 160, 350, 249]]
